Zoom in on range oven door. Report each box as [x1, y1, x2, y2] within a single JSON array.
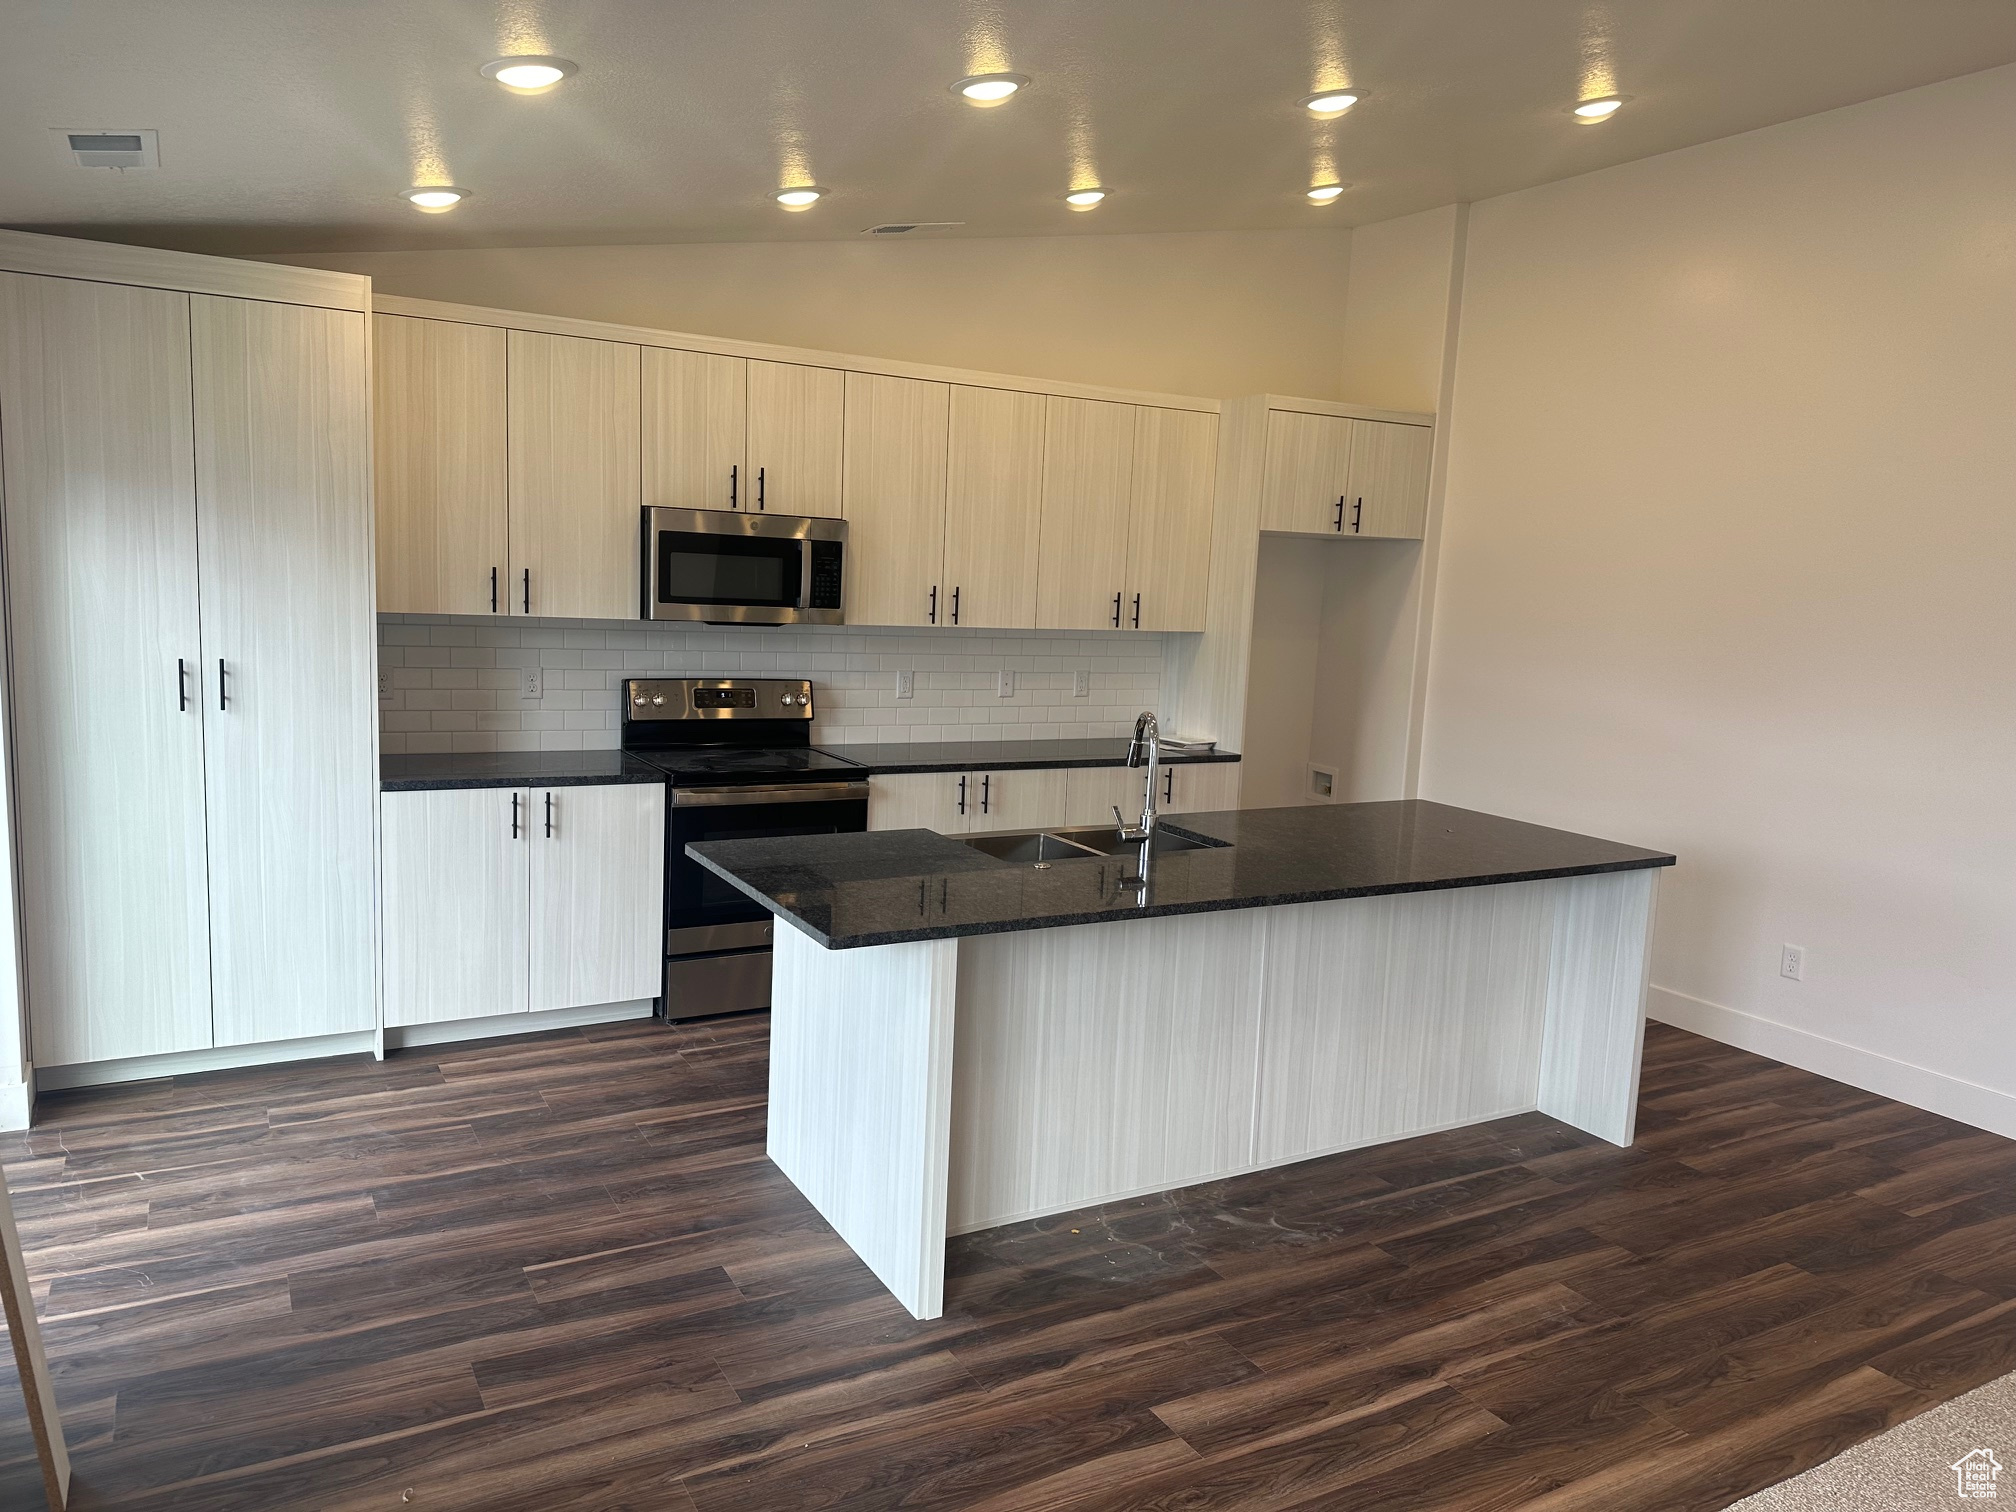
[[664, 780, 870, 955], [642, 506, 846, 625]]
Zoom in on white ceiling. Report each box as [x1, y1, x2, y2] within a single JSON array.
[[4, 0, 2015, 255]]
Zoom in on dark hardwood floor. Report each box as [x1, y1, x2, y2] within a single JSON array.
[[2, 1016, 2014, 1511]]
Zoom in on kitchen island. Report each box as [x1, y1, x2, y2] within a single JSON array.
[[689, 800, 1674, 1319]]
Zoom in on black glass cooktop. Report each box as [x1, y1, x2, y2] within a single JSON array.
[[628, 744, 867, 785]]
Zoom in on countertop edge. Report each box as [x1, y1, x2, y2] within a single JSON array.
[[827, 748, 1241, 777]]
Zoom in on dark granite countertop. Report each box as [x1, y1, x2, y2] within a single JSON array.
[[817, 738, 1237, 775], [381, 750, 671, 792], [686, 800, 1676, 950]]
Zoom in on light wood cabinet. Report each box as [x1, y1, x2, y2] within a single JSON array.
[[192, 296, 378, 1048], [507, 330, 641, 620], [1063, 766, 1150, 829], [528, 784, 666, 1012], [381, 789, 528, 1028], [868, 773, 972, 833], [1037, 397, 1137, 631], [1259, 409, 1432, 540], [747, 360, 844, 517], [841, 373, 948, 627], [1348, 419, 1433, 538], [642, 347, 747, 513], [1159, 762, 1243, 814], [1125, 407, 1218, 631], [373, 315, 508, 616], [0, 274, 216, 1066], [943, 386, 1045, 630], [0, 267, 378, 1067], [964, 769, 1070, 834], [382, 783, 665, 1028]]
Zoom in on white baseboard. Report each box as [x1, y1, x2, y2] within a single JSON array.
[[39, 1032, 380, 1091], [382, 998, 653, 1050], [0, 1076, 29, 1133], [1648, 984, 2016, 1140]]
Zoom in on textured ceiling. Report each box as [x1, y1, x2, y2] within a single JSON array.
[[4, 0, 2014, 254]]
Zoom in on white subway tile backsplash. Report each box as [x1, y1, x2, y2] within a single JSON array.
[[377, 614, 1174, 754]]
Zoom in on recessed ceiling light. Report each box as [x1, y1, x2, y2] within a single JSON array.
[[1305, 183, 1349, 203], [775, 186, 827, 209], [1571, 95, 1628, 122], [1064, 188, 1106, 209], [951, 72, 1030, 105], [479, 56, 578, 93], [1301, 90, 1363, 119], [402, 186, 471, 212]]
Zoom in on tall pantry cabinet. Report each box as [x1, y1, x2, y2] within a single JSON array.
[[0, 237, 377, 1068]]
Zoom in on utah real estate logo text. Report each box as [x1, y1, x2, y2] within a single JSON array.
[[1954, 1449, 2003, 1500]]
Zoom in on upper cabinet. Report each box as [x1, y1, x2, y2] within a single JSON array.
[[1125, 407, 1218, 631], [842, 372, 950, 627], [1258, 408, 1432, 540], [943, 386, 1045, 630], [747, 359, 845, 517], [642, 347, 747, 513], [374, 315, 507, 617], [507, 330, 641, 620], [1037, 397, 1137, 631]]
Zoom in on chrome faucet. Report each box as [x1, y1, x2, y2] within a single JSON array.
[[1112, 710, 1161, 843]]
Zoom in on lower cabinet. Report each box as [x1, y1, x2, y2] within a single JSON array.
[[1160, 762, 1244, 814], [382, 783, 665, 1028], [867, 763, 1241, 834]]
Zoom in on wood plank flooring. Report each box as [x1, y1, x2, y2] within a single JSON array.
[[1, 1017, 2014, 1510]]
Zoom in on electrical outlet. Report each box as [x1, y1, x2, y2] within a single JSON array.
[[1780, 944, 1805, 981], [377, 669, 392, 701], [997, 669, 1015, 698], [1073, 669, 1091, 698], [519, 665, 545, 700], [895, 669, 915, 700]]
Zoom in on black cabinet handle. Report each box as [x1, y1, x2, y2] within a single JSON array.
[[1163, 768, 1174, 803], [950, 586, 960, 625], [928, 585, 938, 625], [757, 466, 766, 511], [1131, 593, 1141, 630], [522, 568, 531, 614], [490, 566, 499, 613], [511, 792, 520, 839], [1111, 591, 1122, 628], [544, 791, 553, 838], [981, 774, 991, 814], [177, 657, 189, 712], [1333, 496, 1345, 532], [956, 774, 967, 816], [1352, 496, 1364, 533], [217, 659, 228, 710], [729, 463, 739, 510]]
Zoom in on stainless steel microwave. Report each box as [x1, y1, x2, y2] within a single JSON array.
[[640, 507, 847, 625]]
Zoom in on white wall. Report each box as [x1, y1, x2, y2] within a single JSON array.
[[1337, 204, 1465, 414], [276, 228, 1353, 401], [1423, 64, 2016, 1133]]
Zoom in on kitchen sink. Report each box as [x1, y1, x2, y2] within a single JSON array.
[[959, 825, 1229, 864]]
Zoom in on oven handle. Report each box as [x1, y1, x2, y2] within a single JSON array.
[[672, 781, 872, 807]]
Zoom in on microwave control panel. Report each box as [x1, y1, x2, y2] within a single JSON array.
[[806, 540, 844, 611]]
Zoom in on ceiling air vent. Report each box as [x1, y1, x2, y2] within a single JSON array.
[[56, 129, 160, 169], [861, 222, 965, 236]]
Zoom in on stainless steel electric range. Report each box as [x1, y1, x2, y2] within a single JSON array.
[[623, 678, 867, 1019]]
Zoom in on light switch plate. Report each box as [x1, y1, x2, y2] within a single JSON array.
[[896, 669, 915, 700], [1073, 670, 1091, 698], [520, 666, 545, 700]]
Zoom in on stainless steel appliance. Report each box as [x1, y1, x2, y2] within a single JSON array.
[[640, 507, 846, 624], [624, 677, 867, 1018]]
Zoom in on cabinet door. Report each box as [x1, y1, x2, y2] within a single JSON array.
[[1259, 411, 1353, 534], [841, 373, 948, 626], [373, 315, 507, 615], [1064, 766, 1149, 829], [508, 330, 641, 619], [0, 274, 215, 1066], [1036, 397, 1135, 631], [1126, 407, 1218, 631], [528, 784, 667, 1011], [1347, 420, 1433, 539], [747, 360, 844, 517], [642, 348, 747, 513], [967, 768, 1070, 833], [868, 773, 970, 833], [943, 386, 1044, 630], [192, 296, 377, 1048], [1161, 762, 1243, 815], [381, 789, 529, 1027]]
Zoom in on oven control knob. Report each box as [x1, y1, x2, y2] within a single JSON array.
[[632, 694, 646, 706], [651, 694, 667, 707]]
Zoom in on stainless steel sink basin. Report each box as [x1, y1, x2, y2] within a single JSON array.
[[960, 830, 1104, 863], [1049, 825, 1229, 856], [959, 825, 1229, 864]]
